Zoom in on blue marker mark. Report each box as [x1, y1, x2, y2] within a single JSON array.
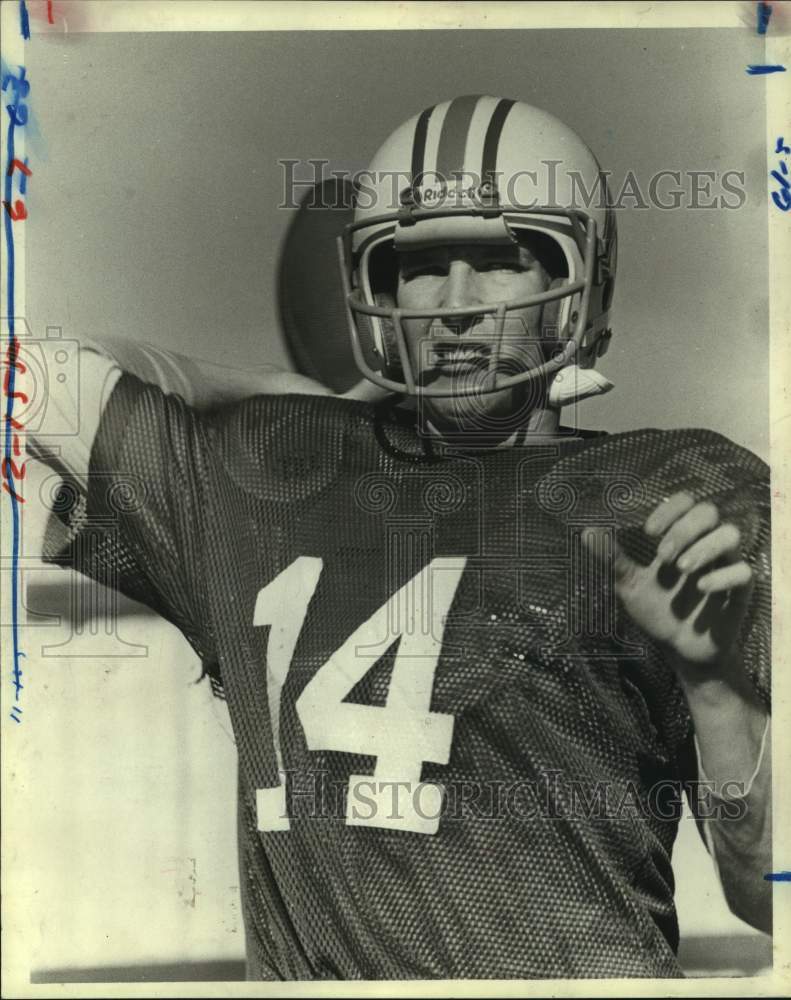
[[2, 64, 27, 712], [17, 157, 29, 195], [757, 1, 773, 34], [19, 0, 29, 40], [772, 136, 791, 211], [747, 64, 787, 74], [1, 62, 29, 98], [764, 871, 791, 882]]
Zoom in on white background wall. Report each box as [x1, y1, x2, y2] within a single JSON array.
[[10, 26, 771, 977]]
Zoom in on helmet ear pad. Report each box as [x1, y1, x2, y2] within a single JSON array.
[[540, 275, 606, 371], [372, 292, 404, 381], [539, 277, 566, 362], [361, 240, 405, 381]]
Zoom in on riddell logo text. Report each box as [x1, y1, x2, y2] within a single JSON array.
[[403, 181, 493, 207]]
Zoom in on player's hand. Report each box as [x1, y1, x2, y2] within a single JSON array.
[[583, 492, 753, 666]]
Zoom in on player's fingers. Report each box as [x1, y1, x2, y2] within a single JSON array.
[[676, 522, 741, 575], [644, 492, 696, 538], [581, 527, 639, 586], [710, 574, 754, 648], [697, 560, 752, 593], [655, 501, 720, 565]]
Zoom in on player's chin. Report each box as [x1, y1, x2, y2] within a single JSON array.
[[418, 373, 538, 436]]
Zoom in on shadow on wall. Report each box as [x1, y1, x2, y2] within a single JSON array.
[[26, 576, 155, 628]]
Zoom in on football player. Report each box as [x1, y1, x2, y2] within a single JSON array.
[[29, 95, 770, 979]]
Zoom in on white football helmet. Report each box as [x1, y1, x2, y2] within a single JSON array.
[[337, 95, 617, 398]]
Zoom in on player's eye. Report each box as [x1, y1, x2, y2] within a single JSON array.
[[400, 259, 448, 280], [479, 261, 526, 273]]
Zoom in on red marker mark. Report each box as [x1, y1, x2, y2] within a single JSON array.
[[2, 200, 28, 222], [23, 1, 64, 27], [6, 159, 32, 179], [2, 457, 26, 482], [2, 365, 28, 403], [2, 342, 29, 504], [2, 481, 24, 502]]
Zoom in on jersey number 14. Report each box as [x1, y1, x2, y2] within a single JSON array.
[[253, 556, 465, 835]]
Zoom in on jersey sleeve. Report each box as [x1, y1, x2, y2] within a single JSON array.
[[42, 373, 216, 670]]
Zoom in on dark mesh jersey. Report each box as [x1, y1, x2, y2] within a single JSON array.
[[44, 375, 771, 981]]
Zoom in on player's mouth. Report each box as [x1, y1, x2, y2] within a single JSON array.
[[428, 341, 492, 376]]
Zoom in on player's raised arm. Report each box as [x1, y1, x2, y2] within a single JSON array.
[[25, 336, 388, 489], [24, 340, 122, 493]]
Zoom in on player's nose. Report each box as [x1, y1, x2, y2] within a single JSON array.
[[437, 259, 483, 335], [438, 259, 477, 310]]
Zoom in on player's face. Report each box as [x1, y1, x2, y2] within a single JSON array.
[[395, 240, 551, 434]]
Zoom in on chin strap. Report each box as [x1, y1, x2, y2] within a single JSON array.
[[538, 271, 614, 409], [419, 364, 614, 446], [547, 364, 614, 408]]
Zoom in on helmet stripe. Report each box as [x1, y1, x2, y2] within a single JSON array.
[[434, 94, 480, 182], [410, 105, 434, 185], [481, 98, 516, 192]]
